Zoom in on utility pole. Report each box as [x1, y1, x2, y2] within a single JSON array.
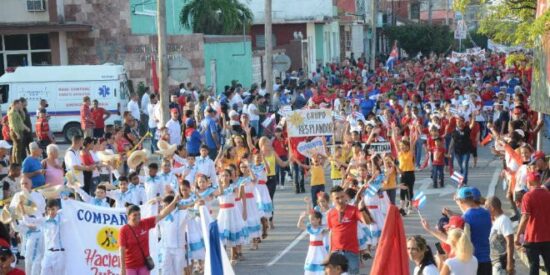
[[265, 0, 273, 95], [445, 0, 449, 25], [370, 0, 377, 71], [428, 0, 433, 25], [157, 0, 169, 125]]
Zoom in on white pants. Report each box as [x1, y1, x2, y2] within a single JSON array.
[[41, 250, 65, 275], [24, 231, 43, 275], [160, 247, 187, 275]]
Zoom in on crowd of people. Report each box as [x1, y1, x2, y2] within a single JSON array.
[[0, 48, 546, 275]]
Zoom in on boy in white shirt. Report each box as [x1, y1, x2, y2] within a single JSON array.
[[195, 145, 218, 186], [106, 176, 134, 208], [166, 109, 182, 146], [144, 163, 168, 201], [158, 194, 195, 275], [128, 172, 146, 205], [71, 184, 110, 208], [39, 200, 67, 275], [159, 160, 180, 193]]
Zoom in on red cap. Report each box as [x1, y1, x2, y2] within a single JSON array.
[[527, 171, 541, 182], [533, 151, 546, 161], [444, 216, 465, 230]]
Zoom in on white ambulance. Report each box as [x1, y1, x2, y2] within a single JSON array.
[[0, 64, 130, 141]]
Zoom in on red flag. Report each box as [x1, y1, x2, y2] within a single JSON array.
[[480, 134, 493, 147], [370, 205, 410, 275], [151, 55, 159, 93]]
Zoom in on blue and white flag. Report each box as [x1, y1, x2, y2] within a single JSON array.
[[199, 206, 235, 275], [365, 183, 380, 197], [450, 171, 464, 185], [412, 192, 427, 209]]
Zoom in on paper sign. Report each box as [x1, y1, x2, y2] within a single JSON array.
[[286, 109, 333, 137], [367, 142, 392, 154], [262, 113, 276, 128], [297, 137, 327, 158], [278, 105, 292, 117]]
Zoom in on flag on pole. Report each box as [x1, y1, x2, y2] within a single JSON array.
[[365, 183, 380, 197], [480, 134, 493, 146], [450, 171, 464, 185], [411, 192, 427, 210], [370, 205, 410, 275], [199, 206, 235, 275], [151, 55, 159, 93]]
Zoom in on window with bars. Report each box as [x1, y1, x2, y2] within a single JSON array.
[[26, 0, 46, 12]]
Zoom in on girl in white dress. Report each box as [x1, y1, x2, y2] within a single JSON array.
[[298, 210, 328, 275], [177, 179, 204, 274], [250, 153, 273, 239], [217, 169, 248, 265], [237, 162, 262, 250]]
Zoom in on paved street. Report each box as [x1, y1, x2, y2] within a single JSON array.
[[232, 145, 530, 275]]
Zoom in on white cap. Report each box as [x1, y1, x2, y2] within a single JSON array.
[[229, 110, 239, 118], [0, 140, 12, 150]]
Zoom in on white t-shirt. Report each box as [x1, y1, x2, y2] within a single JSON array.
[[489, 214, 514, 261], [147, 103, 158, 128], [229, 94, 243, 112], [247, 103, 259, 121], [413, 264, 440, 275], [514, 164, 528, 192], [166, 119, 182, 145], [141, 93, 150, 114], [64, 148, 84, 184], [127, 100, 140, 120], [445, 256, 478, 275]]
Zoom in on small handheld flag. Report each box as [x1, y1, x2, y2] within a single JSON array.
[[365, 183, 381, 197], [412, 192, 427, 210], [450, 171, 464, 185]]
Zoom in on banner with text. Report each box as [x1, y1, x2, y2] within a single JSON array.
[[297, 137, 327, 158], [367, 142, 392, 154], [63, 200, 127, 275], [286, 109, 333, 137]]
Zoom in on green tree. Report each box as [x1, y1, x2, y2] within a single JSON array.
[[383, 24, 453, 56], [179, 0, 253, 35], [454, 0, 550, 48]]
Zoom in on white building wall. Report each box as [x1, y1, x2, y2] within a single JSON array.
[[0, 0, 50, 23]]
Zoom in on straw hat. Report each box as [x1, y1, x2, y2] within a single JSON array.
[[0, 207, 12, 224], [98, 181, 117, 191], [97, 150, 121, 163], [127, 149, 149, 169], [65, 171, 83, 188], [38, 185, 65, 200], [14, 193, 37, 217], [157, 140, 177, 157]]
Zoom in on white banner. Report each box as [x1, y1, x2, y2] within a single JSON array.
[[63, 200, 127, 275], [487, 39, 525, 53], [297, 137, 327, 158], [367, 142, 392, 154], [286, 109, 333, 137]]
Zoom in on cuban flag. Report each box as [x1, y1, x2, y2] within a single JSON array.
[[385, 41, 398, 71], [199, 206, 235, 275], [412, 192, 427, 209], [450, 171, 464, 185]]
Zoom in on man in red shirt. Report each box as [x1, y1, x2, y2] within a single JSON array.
[[35, 110, 55, 158], [80, 96, 94, 138], [119, 194, 181, 274], [327, 186, 370, 275], [272, 127, 289, 189], [91, 99, 111, 138], [516, 171, 550, 275]]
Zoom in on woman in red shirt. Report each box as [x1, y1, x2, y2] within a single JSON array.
[[119, 193, 182, 275], [80, 137, 97, 194]]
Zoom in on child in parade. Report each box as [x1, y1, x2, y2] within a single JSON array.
[[296, 154, 328, 207], [177, 180, 205, 274], [237, 161, 262, 250], [250, 152, 273, 239], [217, 169, 248, 264], [106, 176, 134, 208], [297, 210, 328, 275], [71, 183, 110, 207], [128, 172, 146, 206]]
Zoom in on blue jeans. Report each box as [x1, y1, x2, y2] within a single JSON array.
[[334, 251, 360, 275], [445, 135, 453, 166], [250, 120, 259, 135], [292, 162, 305, 191], [276, 156, 288, 186], [432, 165, 444, 186], [455, 153, 470, 184], [415, 139, 423, 167], [149, 127, 157, 152]]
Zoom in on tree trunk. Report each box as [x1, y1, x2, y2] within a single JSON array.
[[157, 0, 170, 126], [265, 0, 273, 95]]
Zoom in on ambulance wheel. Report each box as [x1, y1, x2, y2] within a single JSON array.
[[63, 123, 83, 142]]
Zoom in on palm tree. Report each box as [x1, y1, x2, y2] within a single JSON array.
[[180, 0, 253, 35]]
